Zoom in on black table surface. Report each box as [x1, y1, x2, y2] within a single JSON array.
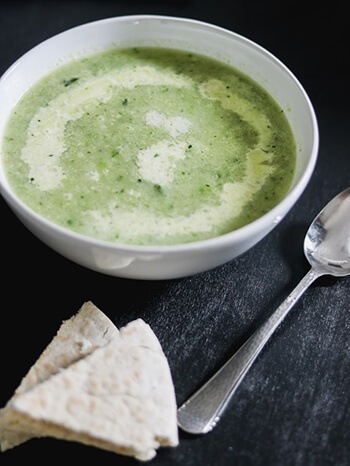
[[1, 2, 349, 465]]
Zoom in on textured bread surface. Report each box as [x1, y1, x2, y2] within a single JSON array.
[[0, 303, 178, 460]]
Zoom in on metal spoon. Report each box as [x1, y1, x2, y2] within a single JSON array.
[[177, 187, 350, 435]]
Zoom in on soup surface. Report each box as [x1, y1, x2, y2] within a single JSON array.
[[2, 47, 296, 245]]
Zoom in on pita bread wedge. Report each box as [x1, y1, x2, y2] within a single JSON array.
[[0, 301, 119, 451], [0, 318, 179, 461]]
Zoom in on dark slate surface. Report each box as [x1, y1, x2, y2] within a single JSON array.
[[0, 2, 349, 465]]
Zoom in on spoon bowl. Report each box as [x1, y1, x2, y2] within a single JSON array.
[[304, 188, 350, 276], [177, 187, 350, 435]]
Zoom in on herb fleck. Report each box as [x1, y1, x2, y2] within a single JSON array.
[[63, 77, 79, 87], [154, 184, 162, 193]]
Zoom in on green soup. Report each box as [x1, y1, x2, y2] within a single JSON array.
[[2, 47, 296, 245]]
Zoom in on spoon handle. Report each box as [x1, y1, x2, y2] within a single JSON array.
[[177, 268, 321, 435]]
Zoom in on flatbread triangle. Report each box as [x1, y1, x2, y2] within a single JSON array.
[[0, 301, 119, 451], [0, 302, 178, 461]]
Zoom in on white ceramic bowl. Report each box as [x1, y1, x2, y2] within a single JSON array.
[[0, 15, 318, 280]]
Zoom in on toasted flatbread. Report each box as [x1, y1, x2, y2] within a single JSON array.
[[0, 318, 178, 461], [0, 301, 119, 451]]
